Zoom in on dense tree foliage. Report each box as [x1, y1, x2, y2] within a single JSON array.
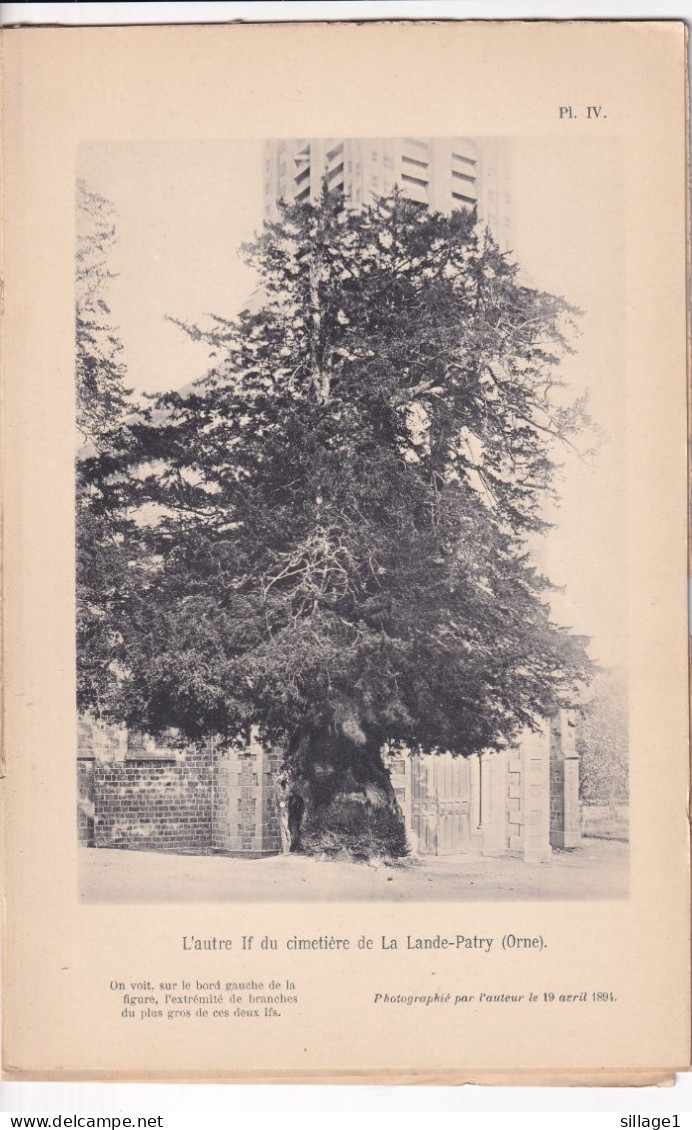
[[77, 190, 593, 856], [75, 181, 134, 716], [577, 671, 628, 805]]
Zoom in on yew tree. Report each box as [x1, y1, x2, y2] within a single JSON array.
[[78, 190, 593, 859]]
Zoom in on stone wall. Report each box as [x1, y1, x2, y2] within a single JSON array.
[[78, 713, 126, 760], [92, 746, 213, 853], [78, 710, 580, 861], [506, 726, 552, 862]]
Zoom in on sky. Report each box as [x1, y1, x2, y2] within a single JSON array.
[[78, 137, 626, 671]]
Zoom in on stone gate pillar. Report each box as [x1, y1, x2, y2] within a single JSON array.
[[480, 750, 508, 857], [549, 709, 581, 849], [506, 724, 552, 862], [211, 731, 282, 855]]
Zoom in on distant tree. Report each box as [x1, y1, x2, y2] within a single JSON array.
[[577, 670, 628, 805], [75, 180, 131, 446], [80, 190, 593, 859], [75, 181, 136, 716]]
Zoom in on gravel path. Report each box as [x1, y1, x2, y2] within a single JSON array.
[[79, 838, 628, 903]]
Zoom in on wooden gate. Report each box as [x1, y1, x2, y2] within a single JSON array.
[[410, 753, 472, 855]]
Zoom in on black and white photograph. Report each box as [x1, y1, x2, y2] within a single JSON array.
[[4, 15, 689, 1094], [75, 135, 629, 902]]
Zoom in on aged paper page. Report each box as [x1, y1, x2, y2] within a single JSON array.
[[2, 21, 690, 1083]]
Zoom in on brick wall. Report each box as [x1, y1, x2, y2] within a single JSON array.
[[92, 745, 213, 853]]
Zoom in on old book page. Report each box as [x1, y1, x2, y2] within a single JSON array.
[[2, 21, 689, 1084]]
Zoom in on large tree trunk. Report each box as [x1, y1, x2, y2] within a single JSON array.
[[276, 713, 408, 861]]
